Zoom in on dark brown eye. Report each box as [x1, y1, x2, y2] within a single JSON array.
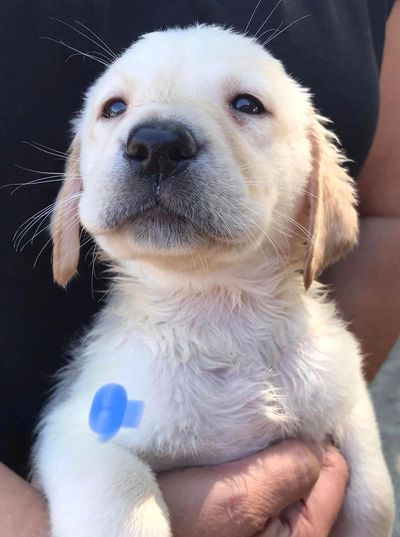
[[231, 94, 265, 115], [102, 99, 127, 118]]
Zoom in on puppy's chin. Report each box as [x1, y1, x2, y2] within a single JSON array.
[[92, 217, 260, 272], [127, 206, 208, 250], [93, 219, 206, 264]]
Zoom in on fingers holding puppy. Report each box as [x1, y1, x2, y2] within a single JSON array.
[[261, 445, 349, 537], [159, 440, 348, 537]]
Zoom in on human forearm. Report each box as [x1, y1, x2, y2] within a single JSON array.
[[0, 463, 49, 537], [0, 441, 348, 537], [322, 216, 400, 381]]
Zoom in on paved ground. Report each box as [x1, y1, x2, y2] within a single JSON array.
[[370, 339, 400, 535]]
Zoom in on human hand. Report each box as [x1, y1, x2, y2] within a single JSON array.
[[0, 462, 49, 537], [158, 440, 349, 537], [0, 440, 348, 537]]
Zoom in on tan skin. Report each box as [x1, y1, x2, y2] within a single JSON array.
[[1, 2, 399, 535], [323, 0, 400, 382]]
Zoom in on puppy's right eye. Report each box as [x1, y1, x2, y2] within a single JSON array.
[[102, 99, 127, 119]]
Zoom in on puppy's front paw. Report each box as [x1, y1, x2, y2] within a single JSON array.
[[49, 493, 171, 537], [50, 511, 171, 537], [125, 497, 172, 537], [36, 405, 172, 537]]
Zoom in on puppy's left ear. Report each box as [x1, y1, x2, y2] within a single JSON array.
[[303, 113, 359, 289], [51, 135, 82, 287]]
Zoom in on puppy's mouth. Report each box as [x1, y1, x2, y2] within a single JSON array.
[[132, 202, 187, 226], [93, 170, 254, 251], [100, 194, 245, 252], [116, 206, 203, 253]]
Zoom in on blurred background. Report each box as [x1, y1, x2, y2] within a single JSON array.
[[371, 339, 400, 534]]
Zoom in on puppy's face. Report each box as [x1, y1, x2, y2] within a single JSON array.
[[53, 26, 358, 286]]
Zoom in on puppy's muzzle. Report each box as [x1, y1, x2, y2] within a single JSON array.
[[126, 120, 198, 177]]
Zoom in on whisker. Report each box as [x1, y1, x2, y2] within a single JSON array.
[[252, 220, 287, 266], [274, 208, 312, 240], [254, 0, 282, 38], [13, 203, 56, 244], [271, 220, 291, 253], [261, 22, 283, 46], [255, 27, 280, 41], [213, 195, 284, 267], [85, 242, 97, 262], [244, 0, 264, 35], [8, 176, 75, 195], [73, 19, 118, 60], [273, 221, 308, 242], [14, 193, 81, 249], [19, 214, 54, 252], [51, 17, 117, 62], [79, 234, 95, 252], [88, 244, 100, 300], [2, 175, 59, 192], [52, 17, 117, 61], [40, 37, 110, 68], [263, 15, 310, 46], [23, 141, 69, 159], [33, 235, 54, 268], [14, 164, 65, 176], [297, 187, 320, 200], [51, 17, 116, 61], [37, 212, 82, 268], [20, 195, 81, 252], [15, 210, 54, 251], [64, 49, 113, 65], [32, 142, 83, 159]]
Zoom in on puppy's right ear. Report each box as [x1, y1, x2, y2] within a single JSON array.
[[51, 135, 82, 287]]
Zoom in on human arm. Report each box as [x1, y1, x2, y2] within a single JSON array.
[[0, 441, 348, 537], [0, 462, 49, 537], [322, 0, 400, 382], [159, 441, 348, 537]]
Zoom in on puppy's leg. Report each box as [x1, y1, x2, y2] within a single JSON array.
[[33, 401, 171, 537], [332, 384, 395, 537]]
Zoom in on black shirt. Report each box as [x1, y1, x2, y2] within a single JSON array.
[[0, 0, 396, 477]]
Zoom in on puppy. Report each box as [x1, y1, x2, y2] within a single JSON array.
[[33, 25, 395, 537]]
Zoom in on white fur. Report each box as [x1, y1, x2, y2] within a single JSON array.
[[33, 26, 394, 537]]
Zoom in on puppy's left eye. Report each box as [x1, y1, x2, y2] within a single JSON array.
[[231, 94, 265, 115], [102, 99, 127, 118]]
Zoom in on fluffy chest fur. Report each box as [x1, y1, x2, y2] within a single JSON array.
[[66, 265, 358, 471]]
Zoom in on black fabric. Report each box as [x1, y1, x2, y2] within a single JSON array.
[[0, 0, 395, 477]]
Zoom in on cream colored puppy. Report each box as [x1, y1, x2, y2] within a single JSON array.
[[33, 25, 394, 537]]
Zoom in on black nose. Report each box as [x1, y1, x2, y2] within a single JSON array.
[[126, 121, 198, 176]]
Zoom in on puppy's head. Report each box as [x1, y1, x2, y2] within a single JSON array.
[[52, 25, 358, 288]]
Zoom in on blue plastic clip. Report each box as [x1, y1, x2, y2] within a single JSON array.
[[89, 383, 144, 441]]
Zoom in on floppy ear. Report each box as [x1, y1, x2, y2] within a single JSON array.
[[303, 114, 359, 289], [51, 135, 82, 287]]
